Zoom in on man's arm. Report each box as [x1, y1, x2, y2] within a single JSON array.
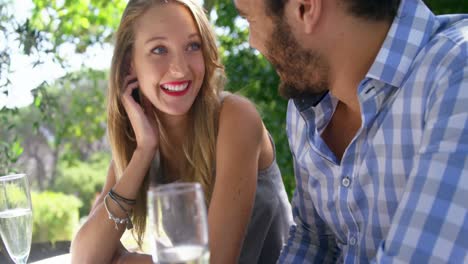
[[375, 40, 468, 263]]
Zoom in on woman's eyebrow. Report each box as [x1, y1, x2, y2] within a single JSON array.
[[145, 33, 199, 44]]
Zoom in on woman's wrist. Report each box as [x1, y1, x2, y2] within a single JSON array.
[[135, 144, 158, 158]]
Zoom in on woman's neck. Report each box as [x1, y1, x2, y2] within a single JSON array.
[[157, 110, 190, 146], [157, 110, 191, 182]]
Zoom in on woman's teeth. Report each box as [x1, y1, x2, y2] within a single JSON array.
[[161, 83, 189, 91]]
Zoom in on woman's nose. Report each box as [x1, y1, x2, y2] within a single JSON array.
[[168, 53, 189, 78]]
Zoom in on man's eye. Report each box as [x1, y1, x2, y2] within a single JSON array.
[[187, 42, 201, 51], [152, 46, 167, 54]]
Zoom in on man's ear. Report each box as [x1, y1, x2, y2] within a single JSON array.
[[293, 0, 322, 34]]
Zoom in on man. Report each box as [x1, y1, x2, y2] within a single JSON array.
[[234, 0, 468, 262]]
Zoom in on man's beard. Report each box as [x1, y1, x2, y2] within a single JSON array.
[[266, 18, 329, 99]]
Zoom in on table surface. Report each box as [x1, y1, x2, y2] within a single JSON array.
[[0, 241, 71, 264], [30, 253, 71, 264]]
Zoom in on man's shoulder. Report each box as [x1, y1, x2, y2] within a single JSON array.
[[399, 16, 468, 108], [422, 15, 468, 58], [412, 16, 467, 76], [434, 15, 468, 46]]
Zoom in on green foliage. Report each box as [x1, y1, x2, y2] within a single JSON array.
[[424, 0, 468, 14], [0, 68, 109, 190], [0, 1, 24, 176], [52, 152, 110, 217], [0, 107, 23, 175], [0, 0, 13, 88], [30, 0, 126, 53], [31, 191, 82, 243], [31, 68, 108, 164]]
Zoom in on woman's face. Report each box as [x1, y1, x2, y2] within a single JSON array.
[[131, 3, 205, 117]]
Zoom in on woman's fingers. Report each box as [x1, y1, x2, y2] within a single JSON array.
[[122, 79, 141, 108], [142, 95, 154, 114], [121, 75, 159, 150], [123, 74, 138, 88]]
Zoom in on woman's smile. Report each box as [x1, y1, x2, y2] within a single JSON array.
[[160, 80, 191, 97]]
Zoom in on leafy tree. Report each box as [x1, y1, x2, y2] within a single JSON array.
[[0, 107, 24, 175], [29, 0, 126, 55], [0, 0, 23, 175], [32, 69, 108, 165], [1, 69, 108, 189]]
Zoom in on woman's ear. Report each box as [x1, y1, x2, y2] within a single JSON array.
[[129, 62, 135, 75], [293, 0, 322, 34], [124, 51, 135, 75]]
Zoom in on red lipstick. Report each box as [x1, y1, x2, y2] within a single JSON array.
[[160, 80, 191, 97]]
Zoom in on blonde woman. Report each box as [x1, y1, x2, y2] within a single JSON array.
[[71, 0, 292, 263]]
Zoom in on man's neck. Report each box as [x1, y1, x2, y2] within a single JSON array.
[[326, 17, 392, 113]]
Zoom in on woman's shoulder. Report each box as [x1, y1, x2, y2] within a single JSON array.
[[218, 92, 263, 142], [219, 93, 262, 128]]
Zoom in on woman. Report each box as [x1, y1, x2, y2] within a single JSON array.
[[71, 0, 292, 263]]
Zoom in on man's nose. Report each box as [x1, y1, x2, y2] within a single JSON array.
[[248, 34, 257, 50], [248, 32, 265, 54]]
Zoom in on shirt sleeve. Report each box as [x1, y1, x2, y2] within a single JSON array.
[[374, 39, 468, 263], [278, 101, 339, 263]]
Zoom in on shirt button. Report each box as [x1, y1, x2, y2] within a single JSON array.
[[341, 176, 351, 188], [349, 236, 357, 246]]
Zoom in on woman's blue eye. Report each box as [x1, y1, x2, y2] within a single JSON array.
[[152, 46, 167, 54], [188, 42, 201, 51]]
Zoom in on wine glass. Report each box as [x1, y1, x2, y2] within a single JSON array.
[[0, 173, 33, 264], [147, 182, 209, 264]]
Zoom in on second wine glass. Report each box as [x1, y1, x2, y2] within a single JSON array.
[[147, 182, 209, 264]]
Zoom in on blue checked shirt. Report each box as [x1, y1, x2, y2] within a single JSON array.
[[278, 0, 468, 263]]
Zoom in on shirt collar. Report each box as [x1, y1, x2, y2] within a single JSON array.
[[293, 92, 328, 112], [366, 0, 439, 87]]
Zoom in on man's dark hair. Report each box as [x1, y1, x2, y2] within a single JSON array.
[[264, 0, 288, 17], [264, 0, 401, 21]]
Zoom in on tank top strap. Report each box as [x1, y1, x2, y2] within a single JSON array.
[[219, 91, 231, 103], [266, 132, 277, 161]]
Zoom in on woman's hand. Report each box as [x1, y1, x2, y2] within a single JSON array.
[[121, 75, 159, 152]]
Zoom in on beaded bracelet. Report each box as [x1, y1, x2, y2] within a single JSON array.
[[104, 194, 133, 230]]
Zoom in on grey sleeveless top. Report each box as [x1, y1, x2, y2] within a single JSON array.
[[220, 92, 293, 263], [238, 135, 293, 264]]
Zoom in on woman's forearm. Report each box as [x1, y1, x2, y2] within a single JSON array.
[[71, 148, 156, 263]]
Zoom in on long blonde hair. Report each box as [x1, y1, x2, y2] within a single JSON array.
[[107, 0, 224, 246]]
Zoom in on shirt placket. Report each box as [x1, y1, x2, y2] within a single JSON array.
[[339, 80, 389, 262]]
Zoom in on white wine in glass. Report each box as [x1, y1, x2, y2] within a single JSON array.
[[0, 174, 33, 264]]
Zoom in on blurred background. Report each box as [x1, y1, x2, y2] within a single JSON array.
[[0, 0, 467, 260]]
